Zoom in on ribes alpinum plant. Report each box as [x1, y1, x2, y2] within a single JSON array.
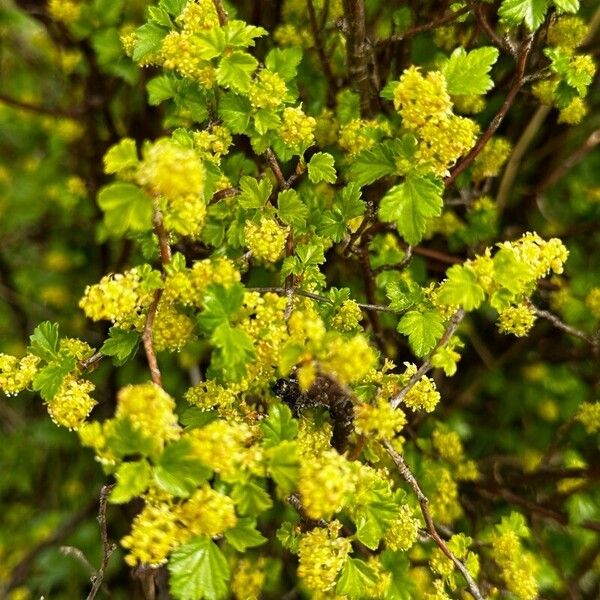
[[0, 0, 599, 599]]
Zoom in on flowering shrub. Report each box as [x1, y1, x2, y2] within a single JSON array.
[[0, 0, 599, 599]]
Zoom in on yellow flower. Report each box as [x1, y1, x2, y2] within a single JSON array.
[[46, 375, 96, 430], [245, 217, 289, 263], [176, 485, 237, 538], [0, 354, 39, 396], [497, 304, 536, 337]]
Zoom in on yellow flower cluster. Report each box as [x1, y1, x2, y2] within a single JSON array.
[[161, 32, 216, 86], [425, 579, 452, 600], [576, 402, 600, 434], [491, 530, 538, 600], [354, 398, 406, 441], [238, 292, 288, 386], [314, 109, 339, 147], [497, 303, 537, 337], [163, 257, 241, 307], [176, 0, 219, 33], [274, 24, 313, 48], [0, 354, 39, 396], [299, 449, 353, 519], [232, 557, 267, 600], [121, 500, 179, 566], [338, 119, 376, 156], [431, 426, 477, 480], [400, 364, 441, 413], [453, 94, 486, 114], [47, 0, 81, 24], [393, 66, 478, 175], [429, 467, 462, 523], [394, 67, 452, 128], [296, 416, 333, 455], [332, 299, 363, 332], [79, 267, 156, 329], [188, 419, 260, 479], [548, 16, 589, 51], [177, 485, 237, 537], [280, 107, 316, 149], [249, 70, 287, 109], [558, 96, 587, 125], [429, 546, 454, 579], [46, 375, 96, 430], [321, 334, 377, 385], [116, 383, 180, 450], [152, 302, 196, 352], [472, 137, 512, 181], [244, 218, 289, 263], [384, 504, 420, 551], [185, 379, 237, 411], [193, 125, 232, 162], [297, 522, 351, 593]]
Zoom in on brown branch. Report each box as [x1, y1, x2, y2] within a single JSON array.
[[445, 35, 534, 188], [142, 209, 172, 387], [384, 440, 485, 600], [528, 302, 596, 346], [373, 245, 413, 274], [341, 0, 378, 117], [210, 186, 239, 204], [265, 148, 288, 189], [0, 92, 82, 119], [307, 0, 338, 104], [376, 4, 471, 46], [212, 0, 227, 26], [86, 484, 115, 600], [391, 309, 465, 409], [472, 3, 517, 57]]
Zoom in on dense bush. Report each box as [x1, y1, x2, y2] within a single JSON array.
[[0, 0, 599, 598]]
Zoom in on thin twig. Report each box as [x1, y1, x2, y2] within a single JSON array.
[[528, 302, 596, 346], [391, 309, 465, 409], [373, 246, 413, 274], [247, 286, 398, 313], [265, 148, 288, 189], [445, 36, 534, 188], [212, 0, 227, 26], [86, 485, 116, 600], [307, 0, 338, 104], [472, 2, 517, 57], [377, 4, 471, 46], [383, 440, 485, 600]]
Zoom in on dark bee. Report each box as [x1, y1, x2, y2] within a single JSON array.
[[272, 373, 354, 454]]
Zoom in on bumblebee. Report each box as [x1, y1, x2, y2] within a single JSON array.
[[272, 373, 354, 454]]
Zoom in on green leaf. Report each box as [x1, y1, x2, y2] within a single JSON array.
[[217, 51, 258, 93], [278, 189, 308, 229], [154, 438, 212, 497], [336, 183, 365, 221], [267, 441, 300, 491], [32, 356, 76, 401], [378, 174, 443, 246], [276, 522, 300, 553], [499, 0, 549, 30], [443, 47, 499, 95], [224, 20, 267, 48], [260, 403, 299, 447], [265, 47, 302, 81], [219, 93, 252, 134], [169, 536, 230, 600], [147, 75, 178, 105], [437, 264, 485, 311], [254, 108, 281, 135], [210, 323, 255, 382], [385, 280, 423, 312], [103, 138, 138, 174], [492, 247, 535, 294], [308, 152, 337, 184], [133, 22, 168, 62], [105, 417, 156, 458], [195, 28, 226, 60], [238, 175, 272, 209], [397, 310, 445, 357], [101, 327, 140, 366], [180, 407, 218, 430], [231, 479, 273, 516], [354, 486, 398, 549], [110, 460, 151, 504], [348, 142, 397, 186], [553, 0, 579, 13], [97, 182, 153, 235], [198, 283, 246, 333], [159, 0, 187, 16], [28, 321, 60, 361], [148, 6, 172, 27], [336, 558, 378, 598], [224, 517, 267, 552]]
